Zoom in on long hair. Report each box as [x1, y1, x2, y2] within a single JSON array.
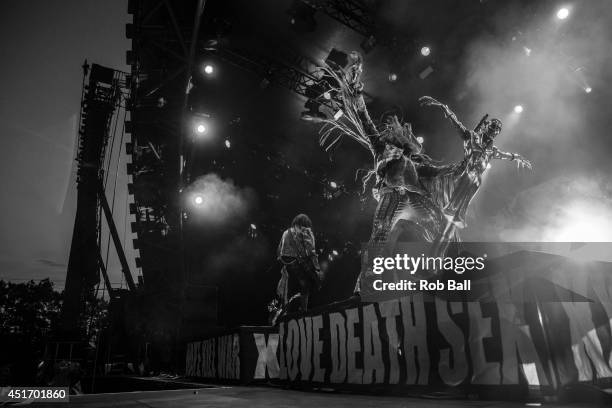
[[291, 213, 312, 229]]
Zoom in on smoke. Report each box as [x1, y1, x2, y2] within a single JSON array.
[[464, 24, 568, 140], [480, 174, 612, 243], [457, 2, 612, 156], [185, 173, 255, 228], [452, 2, 612, 245], [183, 174, 272, 288], [202, 234, 271, 277]]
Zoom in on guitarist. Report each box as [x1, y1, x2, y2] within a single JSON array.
[[276, 214, 322, 313]]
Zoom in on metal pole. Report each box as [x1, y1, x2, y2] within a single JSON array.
[[97, 180, 136, 291], [176, 0, 207, 372]]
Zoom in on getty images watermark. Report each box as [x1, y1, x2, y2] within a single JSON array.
[[357, 242, 491, 300], [369, 253, 487, 292]]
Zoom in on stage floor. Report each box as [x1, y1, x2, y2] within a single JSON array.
[[30, 385, 605, 407]]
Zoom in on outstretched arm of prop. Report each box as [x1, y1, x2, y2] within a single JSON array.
[[419, 96, 470, 140], [494, 148, 533, 169]]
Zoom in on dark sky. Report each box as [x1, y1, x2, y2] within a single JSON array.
[[0, 0, 130, 290]]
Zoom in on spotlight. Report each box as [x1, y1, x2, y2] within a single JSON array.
[[225, 139, 231, 148], [203, 64, 214, 75], [556, 7, 569, 20], [388, 73, 398, 82], [513, 105, 524, 114], [195, 123, 207, 134], [324, 180, 342, 200], [421, 46, 431, 57], [585, 87, 592, 93], [248, 223, 257, 239], [192, 112, 211, 137], [416, 136, 424, 144], [332, 249, 339, 256], [333, 109, 344, 120], [193, 195, 204, 206]]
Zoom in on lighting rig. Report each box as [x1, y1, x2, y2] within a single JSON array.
[[125, 1, 393, 303], [61, 63, 135, 338]]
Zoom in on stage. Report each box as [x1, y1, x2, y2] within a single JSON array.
[[29, 384, 611, 407]]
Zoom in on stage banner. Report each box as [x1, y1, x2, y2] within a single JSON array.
[[277, 245, 612, 395], [185, 326, 280, 383]]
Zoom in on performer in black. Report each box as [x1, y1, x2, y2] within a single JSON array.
[[276, 214, 322, 313], [419, 96, 532, 256]]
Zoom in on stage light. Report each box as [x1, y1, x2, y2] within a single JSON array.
[[421, 46, 431, 57], [332, 249, 339, 256], [553, 200, 612, 242], [416, 136, 424, 144], [225, 139, 231, 149], [195, 123, 207, 134], [329, 181, 338, 189], [388, 73, 398, 82], [513, 105, 524, 114], [248, 223, 257, 239], [585, 87, 592, 93], [333, 109, 344, 120], [556, 7, 569, 20], [203, 64, 214, 75], [193, 195, 204, 206]]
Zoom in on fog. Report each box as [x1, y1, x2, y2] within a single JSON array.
[[185, 173, 255, 228], [451, 1, 612, 243]]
